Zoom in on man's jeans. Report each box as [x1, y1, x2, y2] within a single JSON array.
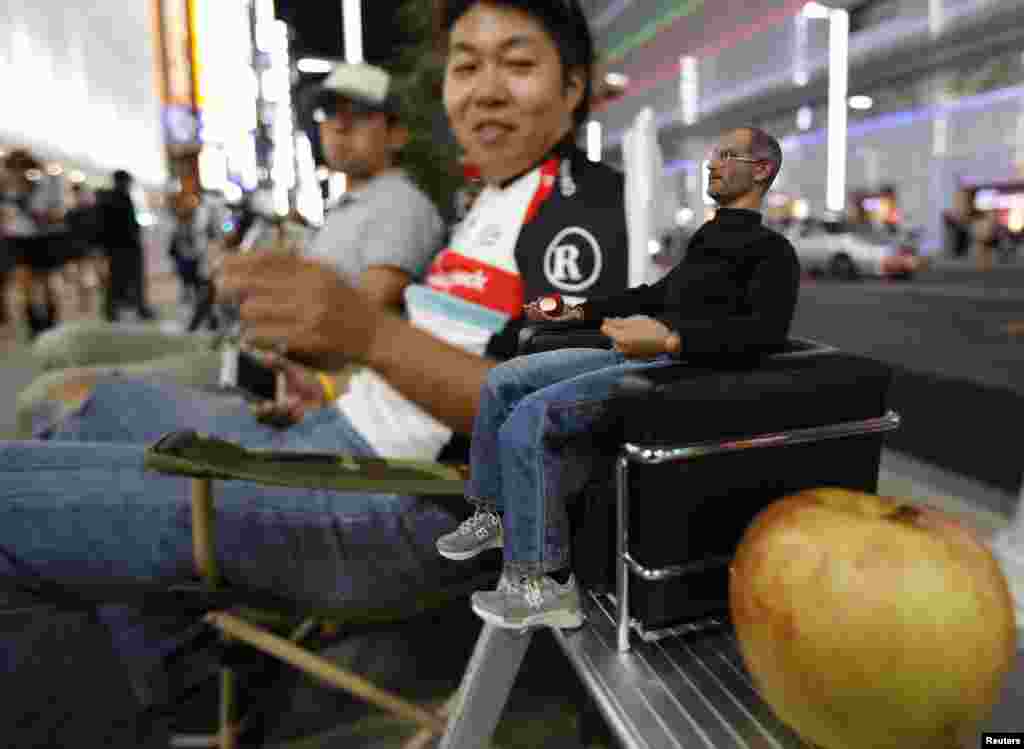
[[41, 378, 286, 445], [20, 321, 221, 438], [466, 348, 677, 577], [0, 381, 469, 704]]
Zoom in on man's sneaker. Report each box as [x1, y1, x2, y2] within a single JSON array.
[[471, 574, 583, 630], [436, 507, 503, 560]]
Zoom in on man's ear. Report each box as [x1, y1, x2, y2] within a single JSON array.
[[387, 122, 410, 154], [564, 67, 585, 114], [754, 160, 775, 189]]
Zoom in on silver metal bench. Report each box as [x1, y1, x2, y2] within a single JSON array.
[[442, 593, 814, 749]]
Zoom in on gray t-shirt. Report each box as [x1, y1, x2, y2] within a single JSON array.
[[307, 169, 444, 283]]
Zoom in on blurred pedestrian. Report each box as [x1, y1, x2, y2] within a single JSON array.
[[17, 61, 447, 435], [943, 188, 973, 259], [166, 187, 224, 310], [971, 211, 999, 272], [0, 177, 15, 326], [61, 182, 105, 314], [1, 149, 65, 338], [96, 169, 155, 321]]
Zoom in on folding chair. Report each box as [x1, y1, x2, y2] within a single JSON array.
[[143, 434, 497, 748]]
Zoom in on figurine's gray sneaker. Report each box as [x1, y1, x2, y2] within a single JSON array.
[[436, 507, 503, 560], [471, 574, 583, 630]]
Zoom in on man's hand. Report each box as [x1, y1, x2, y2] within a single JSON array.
[[247, 349, 329, 428], [601, 315, 677, 359], [218, 252, 378, 372]]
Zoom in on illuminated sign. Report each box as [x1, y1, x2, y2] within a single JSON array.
[[152, 0, 199, 145]]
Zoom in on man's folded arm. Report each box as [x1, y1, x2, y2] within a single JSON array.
[[660, 250, 800, 357], [580, 280, 668, 322], [359, 265, 414, 311]]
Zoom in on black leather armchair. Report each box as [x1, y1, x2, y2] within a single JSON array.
[[513, 321, 899, 651]]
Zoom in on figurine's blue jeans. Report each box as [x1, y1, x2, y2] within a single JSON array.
[[465, 349, 677, 577]]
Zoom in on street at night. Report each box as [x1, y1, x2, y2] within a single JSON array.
[[792, 262, 1024, 503]]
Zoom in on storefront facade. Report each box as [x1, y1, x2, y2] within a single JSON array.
[[591, 0, 1024, 255]]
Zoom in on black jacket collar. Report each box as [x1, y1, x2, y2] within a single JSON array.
[[711, 208, 763, 227]]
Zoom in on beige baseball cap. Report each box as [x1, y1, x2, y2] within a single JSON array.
[[313, 62, 400, 117]]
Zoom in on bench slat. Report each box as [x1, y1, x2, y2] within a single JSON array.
[[685, 635, 808, 749], [580, 596, 740, 749], [552, 594, 813, 749]]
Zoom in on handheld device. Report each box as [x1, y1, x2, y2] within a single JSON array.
[[220, 346, 277, 401]]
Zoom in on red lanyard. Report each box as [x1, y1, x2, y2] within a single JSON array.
[[522, 157, 561, 226]]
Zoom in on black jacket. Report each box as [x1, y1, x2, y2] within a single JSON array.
[[484, 143, 628, 361], [96, 188, 142, 251], [581, 208, 801, 362]]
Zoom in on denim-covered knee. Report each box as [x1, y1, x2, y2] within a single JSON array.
[[15, 369, 98, 439], [482, 359, 527, 411], [497, 396, 545, 454]]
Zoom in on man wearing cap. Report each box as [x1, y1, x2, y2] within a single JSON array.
[[17, 62, 445, 438], [303, 62, 443, 306]]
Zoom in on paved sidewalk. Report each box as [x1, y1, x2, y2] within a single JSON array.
[[879, 449, 1014, 538]]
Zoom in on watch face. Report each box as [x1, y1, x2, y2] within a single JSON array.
[[539, 295, 563, 314]]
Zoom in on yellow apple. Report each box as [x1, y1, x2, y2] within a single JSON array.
[[729, 487, 1017, 749]]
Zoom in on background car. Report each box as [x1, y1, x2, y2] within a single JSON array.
[[785, 218, 924, 280]]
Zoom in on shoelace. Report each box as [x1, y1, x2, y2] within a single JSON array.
[[457, 507, 499, 536], [502, 575, 545, 609]]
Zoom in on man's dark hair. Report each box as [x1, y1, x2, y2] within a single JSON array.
[[4, 149, 41, 173], [112, 169, 133, 189], [435, 0, 595, 131], [744, 127, 783, 194]]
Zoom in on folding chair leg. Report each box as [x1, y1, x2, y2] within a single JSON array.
[[191, 479, 219, 584], [218, 660, 239, 749], [206, 612, 447, 735], [402, 691, 460, 749]]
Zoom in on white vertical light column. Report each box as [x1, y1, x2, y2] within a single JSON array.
[[294, 131, 325, 226], [825, 8, 849, 214], [862, 147, 880, 190], [929, 0, 945, 36], [679, 55, 699, 126], [1016, 110, 1024, 171], [587, 120, 602, 163], [343, 0, 364, 64], [264, 20, 295, 215], [793, 12, 809, 87], [932, 114, 949, 157], [797, 105, 814, 131]]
